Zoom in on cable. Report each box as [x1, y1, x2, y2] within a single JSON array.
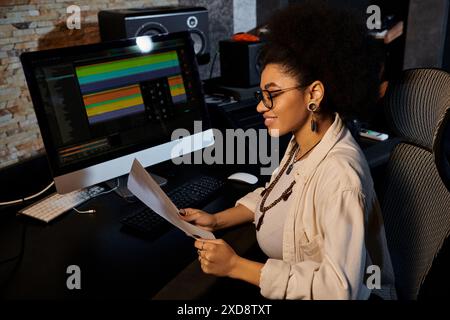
[[209, 50, 219, 80], [0, 181, 55, 206], [73, 207, 96, 214], [92, 179, 120, 197], [73, 178, 120, 214], [0, 179, 118, 288]]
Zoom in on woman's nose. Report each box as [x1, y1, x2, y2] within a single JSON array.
[[256, 100, 268, 114]]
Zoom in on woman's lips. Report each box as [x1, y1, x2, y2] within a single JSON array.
[[264, 117, 277, 126]]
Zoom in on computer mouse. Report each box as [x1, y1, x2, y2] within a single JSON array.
[[227, 172, 258, 185]]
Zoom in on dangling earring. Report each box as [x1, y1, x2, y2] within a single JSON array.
[[307, 102, 319, 132]]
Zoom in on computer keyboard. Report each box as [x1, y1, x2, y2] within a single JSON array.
[[120, 175, 225, 238], [18, 185, 105, 223]]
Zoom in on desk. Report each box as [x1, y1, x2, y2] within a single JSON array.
[[0, 161, 267, 299], [0, 136, 400, 299]]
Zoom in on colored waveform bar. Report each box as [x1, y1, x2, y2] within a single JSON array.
[[75, 51, 181, 94], [167, 75, 187, 104], [58, 138, 109, 160], [82, 84, 145, 124]]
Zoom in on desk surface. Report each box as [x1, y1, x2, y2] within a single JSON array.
[[0, 161, 267, 299], [0, 136, 399, 299]]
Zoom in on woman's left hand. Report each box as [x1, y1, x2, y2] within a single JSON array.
[[194, 239, 239, 277]]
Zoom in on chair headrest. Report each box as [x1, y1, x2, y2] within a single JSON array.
[[384, 68, 450, 191]]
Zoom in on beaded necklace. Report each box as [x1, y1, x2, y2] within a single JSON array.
[[256, 139, 321, 231]]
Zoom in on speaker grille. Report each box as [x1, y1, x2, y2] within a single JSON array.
[[98, 6, 210, 65], [135, 22, 168, 36]]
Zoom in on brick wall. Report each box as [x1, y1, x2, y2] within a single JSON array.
[[0, 0, 177, 170]]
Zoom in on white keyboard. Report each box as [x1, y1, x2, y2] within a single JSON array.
[[19, 185, 105, 223]]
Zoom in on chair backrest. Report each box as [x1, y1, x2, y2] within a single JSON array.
[[381, 68, 450, 300]]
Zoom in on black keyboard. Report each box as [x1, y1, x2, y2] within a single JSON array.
[[120, 175, 225, 239]]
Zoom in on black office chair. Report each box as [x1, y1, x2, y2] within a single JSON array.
[[380, 68, 450, 300]]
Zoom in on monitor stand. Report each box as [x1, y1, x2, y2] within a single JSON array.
[[105, 173, 167, 199]]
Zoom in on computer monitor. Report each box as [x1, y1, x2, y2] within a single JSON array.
[[20, 31, 214, 194]]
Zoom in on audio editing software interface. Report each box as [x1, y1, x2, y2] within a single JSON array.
[[32, 38, 203, 174]]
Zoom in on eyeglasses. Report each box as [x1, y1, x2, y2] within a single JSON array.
[[254, 86, 304, 110]]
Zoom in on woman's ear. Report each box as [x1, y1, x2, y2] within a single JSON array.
[[307, 81, 325, 105]]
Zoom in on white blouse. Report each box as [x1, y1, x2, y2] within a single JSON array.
[[236, 114, 397, 300], [255, 160, 302, 260]]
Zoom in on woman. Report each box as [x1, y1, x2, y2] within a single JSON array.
[[179, 2, 397, 300]]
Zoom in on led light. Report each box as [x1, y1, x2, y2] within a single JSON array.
[[136, 36, 153, 53]]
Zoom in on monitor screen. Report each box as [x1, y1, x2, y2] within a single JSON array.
[[21, 32, 213, 193]]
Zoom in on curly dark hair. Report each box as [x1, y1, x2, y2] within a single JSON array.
[[261, 1, 381, 122]]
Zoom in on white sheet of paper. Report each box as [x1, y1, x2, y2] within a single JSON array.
[[127, 159, 215, 240]]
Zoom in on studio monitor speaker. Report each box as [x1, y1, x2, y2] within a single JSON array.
[[219, 40, 264, 88], [98, 6, 210, 64]]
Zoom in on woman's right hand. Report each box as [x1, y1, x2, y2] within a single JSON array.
[[179, 208, 218, 232]]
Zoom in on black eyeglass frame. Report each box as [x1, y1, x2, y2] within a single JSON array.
[[254, 85, 307, 110]]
